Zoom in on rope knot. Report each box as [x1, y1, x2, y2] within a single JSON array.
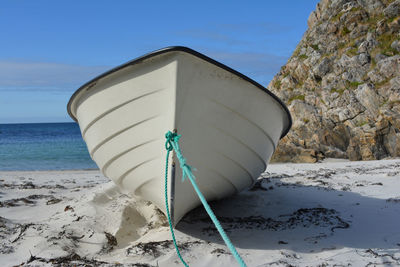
[[164, 131, 193, 182], [165, 131, 177, 151]]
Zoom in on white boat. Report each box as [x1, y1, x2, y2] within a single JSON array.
[[67, 46, 292, 225]]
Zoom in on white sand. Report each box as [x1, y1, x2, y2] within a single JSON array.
[[1, 159, 400, 266]]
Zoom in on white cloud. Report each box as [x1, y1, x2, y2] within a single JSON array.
[[0, 60, 109, 91], [0, 50, 287, 92]]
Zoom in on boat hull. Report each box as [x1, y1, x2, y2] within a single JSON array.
[[68, 47, 291, 225]]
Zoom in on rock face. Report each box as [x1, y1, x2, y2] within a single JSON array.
[[269, 0, 400, 162]]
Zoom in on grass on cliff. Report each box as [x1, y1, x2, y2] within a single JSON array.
[[288, 94, 305, 104], [331, 7, 361, 23], [367, 13, 385, 30], [375, 77, 391, 88], [346, 47, 358, 57], [310, 44, 319, 51], [356, 120, 369, 127], [377, 33, 400, 56], [331, 11, 344, 22], [341, 26, 351, 36], [298, 54, 308, 60], [348, 81, 363, 89], [330, 88, 346, 95], [273, 80, 281, 90], [387, 15, 400, 23]]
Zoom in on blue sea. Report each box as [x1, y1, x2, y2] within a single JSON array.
[[0, 123, 98, 171]]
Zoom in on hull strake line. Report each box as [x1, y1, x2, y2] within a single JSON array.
[[81, 88, 166, 138]]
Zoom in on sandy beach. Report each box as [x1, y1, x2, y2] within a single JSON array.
[[1, 159, 400, 266]]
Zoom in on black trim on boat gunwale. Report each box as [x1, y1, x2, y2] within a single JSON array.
[[67, 46, 292, 138]]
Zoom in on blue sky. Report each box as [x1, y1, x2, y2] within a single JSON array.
[[0, 0, 318, 123]]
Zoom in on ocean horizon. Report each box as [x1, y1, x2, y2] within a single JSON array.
[[0, 122, 98, 171]]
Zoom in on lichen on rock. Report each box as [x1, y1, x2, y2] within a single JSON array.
[[269, 0, 400, 162]]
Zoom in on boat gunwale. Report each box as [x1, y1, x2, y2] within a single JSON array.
[[67, 46, 292, 138]]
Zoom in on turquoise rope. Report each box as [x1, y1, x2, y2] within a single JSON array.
[[164, 131, 247, 267], [165, 138, 189, 267]]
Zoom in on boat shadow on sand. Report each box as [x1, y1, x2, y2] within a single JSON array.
[[177, 171, 400, 254]]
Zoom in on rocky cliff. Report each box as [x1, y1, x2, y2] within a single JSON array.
[[269, 0, 400, 162]]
